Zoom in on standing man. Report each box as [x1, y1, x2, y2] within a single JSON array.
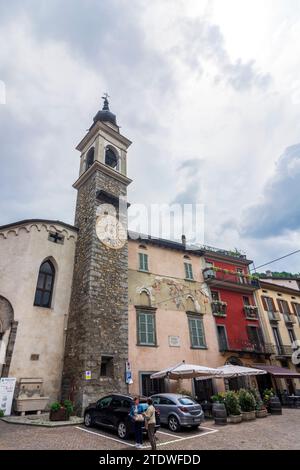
[[144, 398, 156, 450]]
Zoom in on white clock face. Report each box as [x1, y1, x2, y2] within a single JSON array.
[[95, 214, 126, 249]]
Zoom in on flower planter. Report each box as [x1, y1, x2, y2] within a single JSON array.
[[229, 414, 242, 424], [241, 410, 256, 421], [256, 409, 268, 418], [49, 408, 69, 422]]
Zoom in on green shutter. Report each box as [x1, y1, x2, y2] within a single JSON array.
[[139, 253, 148, 271], [189, 317, 205, 348], [184, 263, 193, 279], [138, 311, 155, 345]]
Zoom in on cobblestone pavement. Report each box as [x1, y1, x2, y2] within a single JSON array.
[[0, 409, 299, 450]]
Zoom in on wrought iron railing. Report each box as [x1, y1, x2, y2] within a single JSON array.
[[203, 268, 260, 289]]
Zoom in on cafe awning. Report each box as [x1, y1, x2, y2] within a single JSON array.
[[253, 364, 300, 378]]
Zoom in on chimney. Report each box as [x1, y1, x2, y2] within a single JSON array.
[[182, 234, 186, 248]]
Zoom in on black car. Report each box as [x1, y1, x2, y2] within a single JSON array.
[[84, 394, 160, 439]]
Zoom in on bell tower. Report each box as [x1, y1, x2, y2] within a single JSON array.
[[62, 96, 132, 413]]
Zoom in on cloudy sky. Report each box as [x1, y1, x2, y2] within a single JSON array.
[[0, 0, 300, 272]]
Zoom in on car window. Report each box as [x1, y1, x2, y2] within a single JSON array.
[[159, 397, 175, 405], [111, 398, 122, 408], [122, 399, 132, 409], [179, 397, 196, 405], [152, 396, 160, 405], [97, 396, 112, 409]]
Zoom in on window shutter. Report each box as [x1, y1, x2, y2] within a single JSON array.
[[184, 263, 189, 278], [261, 296, 268, 311], [271, 298, 276, 311], [144, 254, 148, 271], [285, 300, 292, 314], [277, 299, 283, 313]]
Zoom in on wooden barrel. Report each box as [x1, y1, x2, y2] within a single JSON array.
[[212, 403, 227, 425], [269, 397, 282, 415]]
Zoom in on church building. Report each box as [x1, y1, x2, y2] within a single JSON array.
[[1, 98, 298, 414]]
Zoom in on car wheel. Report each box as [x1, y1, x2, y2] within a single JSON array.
[[84, 412, 94, 428], [168, 415, 181, 432], [117, 421, 129, 440]]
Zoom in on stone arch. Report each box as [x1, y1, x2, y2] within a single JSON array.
[[0, 296, 14, 333], [86, 146, 95, 170], [139, 289, 151, 307], [105, 145, 119, 170], [0, 295, 17, 378], [186, 295, 196, 312], [226, 356, 243, 366]]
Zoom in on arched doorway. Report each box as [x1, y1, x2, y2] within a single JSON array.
[[0, 296, 17, 377]]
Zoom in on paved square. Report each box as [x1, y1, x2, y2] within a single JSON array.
[[0, 409, 299, 450]]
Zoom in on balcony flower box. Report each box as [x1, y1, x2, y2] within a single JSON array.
[[244, 305, 259, 319], [212, 301, 227, 317]]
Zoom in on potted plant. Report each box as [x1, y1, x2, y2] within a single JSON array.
[[0, 409, 4, 418], [250, 389, 268, 418], [224, 391, 242, 424], [49, 400, 74, 422], [238, 389, 256, 421], [263, 388, 274, 413]]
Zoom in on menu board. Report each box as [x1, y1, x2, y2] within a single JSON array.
[[0, 377, 16, 416]]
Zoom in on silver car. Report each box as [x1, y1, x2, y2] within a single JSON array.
[[151, 393, 204, 432]]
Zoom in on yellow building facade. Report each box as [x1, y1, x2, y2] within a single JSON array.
[[256, 280, 300, 395]]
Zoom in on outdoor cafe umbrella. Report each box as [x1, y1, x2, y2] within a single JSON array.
[[150, 361, 222, 380], [196, 364, 267, 380]]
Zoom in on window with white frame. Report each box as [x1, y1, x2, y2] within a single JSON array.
[[188, 316, 206, 349], [139, 253, 149, 272], [184, 262, 194, 280], [137, 311, 156, 346]]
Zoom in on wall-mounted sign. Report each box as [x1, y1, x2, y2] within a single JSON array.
[[85, 371, 91, 380], [125, 361, 133, 384], [169, 336, 181, 347], [0, 377, 16, 416]]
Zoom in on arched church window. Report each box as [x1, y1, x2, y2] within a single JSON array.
[[34, 260, 55, 308], [105, 147, 118, 169], [86, 147, 95, 170]]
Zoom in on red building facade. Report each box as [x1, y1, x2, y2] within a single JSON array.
[[202, 250, 272, 365]]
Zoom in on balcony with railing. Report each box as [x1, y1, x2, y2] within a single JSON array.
[[267, 310, 281, 323], [244, 305, 259, 320], [203, 268, 260, 292], [282, 313, 297, 326], [218, 338, 274, 356], [211, 301, 227, 317]]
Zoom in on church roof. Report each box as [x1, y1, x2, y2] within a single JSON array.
[[0, 219, 78, 232]]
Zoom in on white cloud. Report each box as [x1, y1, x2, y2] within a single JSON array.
[[0, 0, 300, 271]]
